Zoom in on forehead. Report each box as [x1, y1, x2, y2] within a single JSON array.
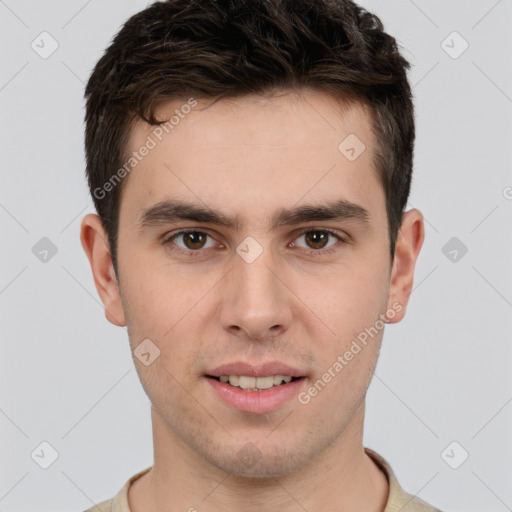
[[119, 89, 383, 228], [126, 89, 376, 161]]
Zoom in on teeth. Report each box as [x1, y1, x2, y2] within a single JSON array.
[[238, 376, 256, 389], [272, 375, 292, 384], [254, 376, 274, 389], [218, 375, 295, 390]]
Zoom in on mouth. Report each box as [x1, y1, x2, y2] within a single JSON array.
[[205, 374, 304, 391], [203, 361, 308, 414]]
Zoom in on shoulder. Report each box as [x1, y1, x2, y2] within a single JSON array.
[[364, 447, 445, 512], [79, 466, 152, 512], [81, 498, 113, 512], [389, 494, 444, 512]]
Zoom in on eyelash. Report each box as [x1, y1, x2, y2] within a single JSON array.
[[161, 228, 347, 258]]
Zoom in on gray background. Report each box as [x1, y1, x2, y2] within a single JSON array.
[[1, 0, 511, 510]]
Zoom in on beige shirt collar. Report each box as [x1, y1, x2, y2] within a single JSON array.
[[89, 448, 442, 512]]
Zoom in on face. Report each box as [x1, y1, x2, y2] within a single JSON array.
[[81, 88, 423, 478]]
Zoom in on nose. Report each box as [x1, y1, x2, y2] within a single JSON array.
[[218, 242, 292, 343]]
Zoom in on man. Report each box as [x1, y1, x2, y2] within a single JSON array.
[[80, 0, 443, 510]]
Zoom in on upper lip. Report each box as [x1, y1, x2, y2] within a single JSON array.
[[206, 361, 307, 378]]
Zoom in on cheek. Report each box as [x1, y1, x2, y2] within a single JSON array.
[[120, 265, 211, 370], [294, 259, 389, 392], [301, 272, 388, 409], [301, 260, 389, 333]]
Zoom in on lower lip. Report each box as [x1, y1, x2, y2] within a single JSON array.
[[205, 377, 306, 414]]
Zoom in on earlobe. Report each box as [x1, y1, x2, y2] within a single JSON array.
[[386, 209, 425, 324], [80, 213, 126, 327]]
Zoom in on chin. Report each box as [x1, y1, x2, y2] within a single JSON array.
[[201, 440, 314, 479]]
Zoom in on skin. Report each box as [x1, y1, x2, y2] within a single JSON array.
[[80, 88, 424, 512]]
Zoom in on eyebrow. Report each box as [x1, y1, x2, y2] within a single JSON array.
[[137, 198, 370, 232]]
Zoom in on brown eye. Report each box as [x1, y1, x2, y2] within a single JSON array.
[[304, 231, 330, 249], [164, 230, 217, 256], [181, 231, 208, 250], [292, 229, 345, 255]]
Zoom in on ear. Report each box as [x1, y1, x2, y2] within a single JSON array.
[[386, 209, 425, 323], [80, 213, 126, 327]]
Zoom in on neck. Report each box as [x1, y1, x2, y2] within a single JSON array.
[[128, 403, 388, 512]]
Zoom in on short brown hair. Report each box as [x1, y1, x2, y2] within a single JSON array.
[[84, 0, 415, 276]]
